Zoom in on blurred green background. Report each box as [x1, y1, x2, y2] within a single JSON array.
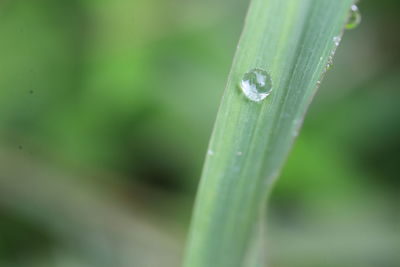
[[0, 0, 399, 266]]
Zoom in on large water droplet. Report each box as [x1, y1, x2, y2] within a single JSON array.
[[240, 68, 272, 102], [346, 5, 361, 30]]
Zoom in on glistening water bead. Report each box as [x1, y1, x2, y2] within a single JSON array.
[[346, 5, 361, 30], [240, 68, 272, 102]]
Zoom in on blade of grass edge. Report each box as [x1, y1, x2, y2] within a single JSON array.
[[184, 0, 355, 266]]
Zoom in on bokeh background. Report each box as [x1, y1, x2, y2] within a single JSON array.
[[0, 0, 399, 266]]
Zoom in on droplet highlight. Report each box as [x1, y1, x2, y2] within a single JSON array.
[[346, 5, 361, 30], [240, 68, 272, 102]]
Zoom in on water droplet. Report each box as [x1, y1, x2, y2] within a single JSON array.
[[346, 5, 361, 30], [333, 36, 341, 46], [207, 149, 214, 156], [240, 68, 272, 102], [236, 151, 243, 156], [324, 36, 342, 72], [325, 55, 334, 71]]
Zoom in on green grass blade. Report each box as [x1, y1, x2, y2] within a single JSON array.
[[184, 0, 355, 266]]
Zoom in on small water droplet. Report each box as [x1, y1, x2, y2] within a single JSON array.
[[333, 36, 341, 46], [207, 149, 214, 156], [236, 151, 242, 156], [346, 5, 361, 30], [240, 68, 272, 102], [324, 36, 342, 72], [325, 55, 334, 71], [29, 90, 34, 94]]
